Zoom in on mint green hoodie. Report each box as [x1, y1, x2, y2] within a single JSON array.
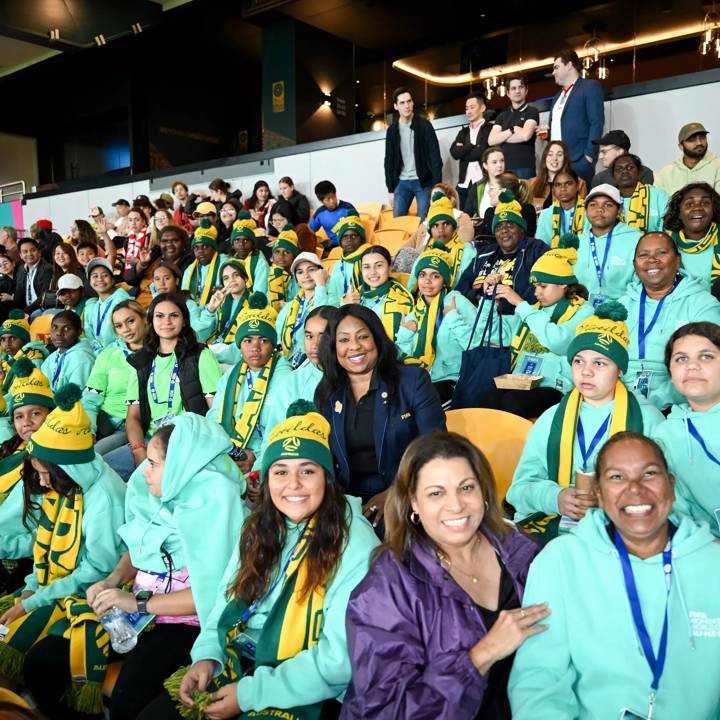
[[206, 356, 293, 472], [275, 285, 332, 358], [286, 360, 323, 404], [119, 413, 248, 626], [190, 496, 379, 712], [621, 184, 670, 233], [83, 286, 132, 352], [653, 401, 720, 538], [395, 291, 477, 383], [511, 299, 594, 393], [22, 454, 126, 612], [507, 397, 665, 520], [0, 482, 34, 559], [509, 510, 720, 719], [41, 340, 96, 393], [575, 222, 642, 304], [618, 275, 720, 410]]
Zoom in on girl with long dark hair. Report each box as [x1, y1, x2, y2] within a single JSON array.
[[243, 180, 274, 229]]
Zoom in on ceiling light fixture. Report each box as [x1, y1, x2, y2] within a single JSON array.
[[700, 9, 720, 58], [94, 34, 106, 47], [393, 21, 714, 86]]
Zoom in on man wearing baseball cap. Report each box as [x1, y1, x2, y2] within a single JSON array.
[[111, 198, 131, 236], [590, 129, 654, 188], [655, 122, 720, 196]]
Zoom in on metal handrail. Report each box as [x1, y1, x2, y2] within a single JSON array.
[[0, 181, 25, 203]]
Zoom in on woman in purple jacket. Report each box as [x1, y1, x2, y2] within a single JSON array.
[[341, 431, 549, 719]]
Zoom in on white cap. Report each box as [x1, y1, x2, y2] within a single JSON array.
[[57, 273, 84, 291], [585, 183, 622, 206], [291, 251, 323, 275]]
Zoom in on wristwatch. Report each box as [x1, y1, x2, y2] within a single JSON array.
[[135, 590, 153, 614]]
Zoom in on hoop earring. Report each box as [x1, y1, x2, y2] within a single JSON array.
[[410, 511, 420, 525]]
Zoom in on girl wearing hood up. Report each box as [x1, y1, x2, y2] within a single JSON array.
[[148, 400, 378, 720], [25, 413, 249, 720], [0, 384, 126, 718]]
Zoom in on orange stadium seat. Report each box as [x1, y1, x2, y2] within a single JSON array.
[[380, 215, 420, 235], [373, 229, 409, 258]]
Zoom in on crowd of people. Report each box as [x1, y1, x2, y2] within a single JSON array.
[[0, 47, 719, 720]]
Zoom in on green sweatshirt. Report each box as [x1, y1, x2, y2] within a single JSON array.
[[192, 298, 218, 343], [507, 397, 665, 520], [621, 184, 670, 233], [286, 360, 323, 405], [275, 285, 332, 359], [575, 222, 642, 304], [670, 238, 720, 290], [206, 356, 293, 472], [407, 242, 477, 293], [190, 496, 380, 711], [0, 482, 34, 559], [395, 291, 477, 383], [245, 251, 270, 297], [40, 340, 96, 393], [511, 299, 594, 393], [82, 339, 135, 431], [22, 455, 126, 612], [83, 287, 132, 352], [509, 510, 720, 719], [119, 414, 248, 626], [618, 276, 720, 409], [181, 254, 229, 305], [535, 205, 589, 246], [653, 401, 720, 538]]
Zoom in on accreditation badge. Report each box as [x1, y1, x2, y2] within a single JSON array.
[[633, 370, 653, 399], [618, 709, 649, 720], [520, 354, 543, 376]]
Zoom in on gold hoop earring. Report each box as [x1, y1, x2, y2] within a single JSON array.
[[410, 511, 420, 525]]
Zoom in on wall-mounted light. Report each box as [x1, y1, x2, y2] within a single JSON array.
[[700, 10, 720, 58], [483, 78, 494, 100], [371, 119, 386, 132], [49, 28, 60, 41], [94, 34, 107, 46], [497, 80, 507, 97], [132, 23, 143, 35], [323, 94, 332, 107]]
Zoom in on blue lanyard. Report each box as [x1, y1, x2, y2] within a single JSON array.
[[52, 351, 67, 386], [291, 297, 309, 341], [589, 227, 614, 287], [687, 418, 720, 467], [245, 371, 263, 439], [576, 413, 611, 468], [237, 524, 308, 626], [613, 525, 674, 699], [638, 281, 678, 360], [220, 299, 240, 337], [342, 263, 351, 294], [95, 297, 114, 337], [561, 207, 575, 235], [149, 357, 179, 406]]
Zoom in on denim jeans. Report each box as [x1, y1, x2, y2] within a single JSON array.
[[104, 435, 151, 481], [393, 179, 431, 219], [94, 426, 128, 455]]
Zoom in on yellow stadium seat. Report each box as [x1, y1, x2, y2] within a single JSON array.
[[322, 258, 337, 274], [362, 218, 375, 245], [445, 409, 533, 501], [376, 209, 395, 230], [316, 226, 329, 242], [381, 215, 421, 235], [103, 661, 123, 698], [314, 246, 324, 260], [327, 246, 343, 260], [408, 197, 418, 216], [29, 313, 53, 342], [390, 271, 410, 287], [373, 229, 409, 258], [356, 202, 383, 222]]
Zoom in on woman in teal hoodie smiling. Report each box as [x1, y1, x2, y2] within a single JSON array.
[[24, 413, 249, 720], [150, 401, 379, 720], [618, 232, 720, 410], [0, 384, 126, 717], [509, 432, 720, 720], [653, 322, 720, 538]]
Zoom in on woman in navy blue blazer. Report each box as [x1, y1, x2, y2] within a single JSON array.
[[315, 304, 446, 527]]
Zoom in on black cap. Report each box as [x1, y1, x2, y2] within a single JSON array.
[[112, 198, 130, 207], [592, 130, 631, 150], [133, 194, 152, 206]]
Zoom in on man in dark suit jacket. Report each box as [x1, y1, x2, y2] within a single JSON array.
[[384, 86, 442, 220], [547, 50, 605, 186], [14, 237, 53, 315]]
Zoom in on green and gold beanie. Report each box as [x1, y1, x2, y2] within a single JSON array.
[[192, 217, 218, 248], [566, 301, 629, 373], [415, 247, 452, 287], [235, 292, 278, 346], [219, 257, 248, 281], [261, 400, 334, 481], [230, 211, 257, 243], [274, 225, 300, 257], [26, 383, 94, 464], [9, 357, 55, 411], [0, 310, 30, 345], [426, 196, 457, 230], [492, 191, 527, 232], [333, 215, 367, 242], [530, 233, 579, 285]]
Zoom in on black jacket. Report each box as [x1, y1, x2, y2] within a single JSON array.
[[449, 122, 493, 186], [479, 203, 537, 242], [14, 259, 53, 314], [456, 236, 549, 314], [128, 343, 209, 435], [286, 190, 311, 224], [384, 115, 442, 192]]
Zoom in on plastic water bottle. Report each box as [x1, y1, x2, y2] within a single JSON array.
[[100, 607, 138, 653]]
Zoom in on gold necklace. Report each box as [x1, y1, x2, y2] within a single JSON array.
[[437, 539, 482, 584]]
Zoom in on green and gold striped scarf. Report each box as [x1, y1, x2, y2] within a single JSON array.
[[280, 290, 314, 355], [268, 264, 292, 312], [0, 446, 26, 505], [405, 289, 446, 370], [510, 297, 585, 371], [209, 292, 249, 344], [428, 232, 463, 285], [341, 243, 372, 295], [244, 253, 261, 293], [363, 280, 414, 341], [550, 199, 585, 248], [182, 252, 221, 305], [218, 354, 278, 449], [620, 183, 651, 232], [670, 223, 720, 282]]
